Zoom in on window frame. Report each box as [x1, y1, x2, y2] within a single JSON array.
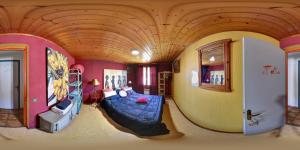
[[197, 39, 232, 92], [143, 66, 151, 86]]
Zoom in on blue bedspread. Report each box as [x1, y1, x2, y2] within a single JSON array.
[[100, 90, 169, 136]]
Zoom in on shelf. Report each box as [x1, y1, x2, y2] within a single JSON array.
[[69, 73, 82, 75], [68, 90, 82, 97], [68, 81, 82, 86], [68, 69, 83, 114], [158, 71, 172, 97]]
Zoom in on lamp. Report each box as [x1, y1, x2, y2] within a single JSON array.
[[92, 78, 100, 93], [128, 80, 132, 87]]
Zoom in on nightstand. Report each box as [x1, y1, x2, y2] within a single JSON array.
[[90, 92, 100, 104]]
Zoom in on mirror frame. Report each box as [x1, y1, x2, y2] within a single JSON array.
[[197, 39, 232, 92]]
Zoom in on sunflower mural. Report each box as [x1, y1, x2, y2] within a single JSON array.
[[46, 47, 69, 106]]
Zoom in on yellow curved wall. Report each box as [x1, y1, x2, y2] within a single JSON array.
[[172, 31, 279, 132]]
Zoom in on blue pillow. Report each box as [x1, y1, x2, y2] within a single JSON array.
[[56, 100, 71, 110]]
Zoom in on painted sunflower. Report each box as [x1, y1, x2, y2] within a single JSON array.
[[48, 50, 69, 101]]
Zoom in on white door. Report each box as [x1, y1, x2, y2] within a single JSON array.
[[243, 37, 285, 135], [0, 61, 20, 109]]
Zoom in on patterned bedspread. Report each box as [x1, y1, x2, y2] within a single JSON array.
[[101, 90, 169, 136]]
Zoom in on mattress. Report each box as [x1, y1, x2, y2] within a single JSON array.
[[101, 90, 169, 136]]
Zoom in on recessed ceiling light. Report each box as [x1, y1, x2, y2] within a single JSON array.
[[131, 49, 139, 56]]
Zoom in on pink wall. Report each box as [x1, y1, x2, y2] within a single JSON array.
[[0, 34, 75, 128], [280, 35, 300, 49], [207, 65, 224, 71], [75, 59, 126, 103]]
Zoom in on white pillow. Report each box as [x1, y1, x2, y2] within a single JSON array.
[[124, 87, 132, 91], [119, 90, 127, 97], [103, 91, 117, 98]]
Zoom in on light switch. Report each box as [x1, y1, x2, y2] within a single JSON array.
[[32, 98, 37, 102]]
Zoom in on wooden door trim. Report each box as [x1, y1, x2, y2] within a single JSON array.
[[0, 43, 29, 128], [285, 48, 300, 124]]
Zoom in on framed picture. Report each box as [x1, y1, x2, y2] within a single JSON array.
[[173, 59, 180, 73], [104, 69, 127, 90], [46, 47, 69, 106]]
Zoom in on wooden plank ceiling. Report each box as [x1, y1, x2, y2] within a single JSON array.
[[1, 0, 300, 63]]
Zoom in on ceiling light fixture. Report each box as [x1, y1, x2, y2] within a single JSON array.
[[209, 56, 215, 62], [142, 52, 151, 62], [131, 49, 140, 56]]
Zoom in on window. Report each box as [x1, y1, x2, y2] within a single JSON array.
[[143, 66, 151, 86]]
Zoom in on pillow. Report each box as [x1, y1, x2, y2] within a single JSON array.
[[127, 89, 134, 95], [56, 99, 72, 110], [103, 90, 117, 98], [136, 97, 148, 104], [51, 102, 73, 115], [119, 90, 127, 97], [124, 87, 133, 91]]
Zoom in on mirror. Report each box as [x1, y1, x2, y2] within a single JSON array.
[[198, 39, 231, 92]]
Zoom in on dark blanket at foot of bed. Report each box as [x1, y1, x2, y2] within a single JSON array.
[[100, 91, 169, 136]]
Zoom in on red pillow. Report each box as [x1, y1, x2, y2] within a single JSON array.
[[136, 97, 148, 104]]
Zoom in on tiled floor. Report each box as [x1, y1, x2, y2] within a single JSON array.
[[0, 109, 23, 128], [287, 106, 300, 126]]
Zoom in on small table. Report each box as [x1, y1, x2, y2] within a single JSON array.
[[90, 92, 101, 107]]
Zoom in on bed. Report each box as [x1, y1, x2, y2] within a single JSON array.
[[100, 89, 169, 136]]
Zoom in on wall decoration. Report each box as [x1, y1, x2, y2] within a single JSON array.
[[104, 69, 127, 90], [191, 70, 199, 87], [262, 65, 280, 75], [46, 47, 69, 106], [173, 59, 180, 73]]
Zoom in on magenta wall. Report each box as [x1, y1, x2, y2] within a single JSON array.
[[0, 34, 75, 128], [280, 35, 300, 49], [127, 63, 172, 96], [75, 59, 126, 103]]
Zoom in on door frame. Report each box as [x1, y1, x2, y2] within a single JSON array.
[[0, 44, 29, 128], [285, 48, 300, 123], [0, 60, 21, 109]]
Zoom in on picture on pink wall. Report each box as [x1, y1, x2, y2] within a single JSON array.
[[46, 47, 69, 106], [104, 69, 127, 90]]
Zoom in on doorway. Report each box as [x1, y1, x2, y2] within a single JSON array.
[[287, 52, 300, 126], [0, 44, 28, 128], [0, 51, 24, 127]]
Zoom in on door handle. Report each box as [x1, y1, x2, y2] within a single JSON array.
[[247, 110, 252, 120], [246, 109, 264, 121]]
